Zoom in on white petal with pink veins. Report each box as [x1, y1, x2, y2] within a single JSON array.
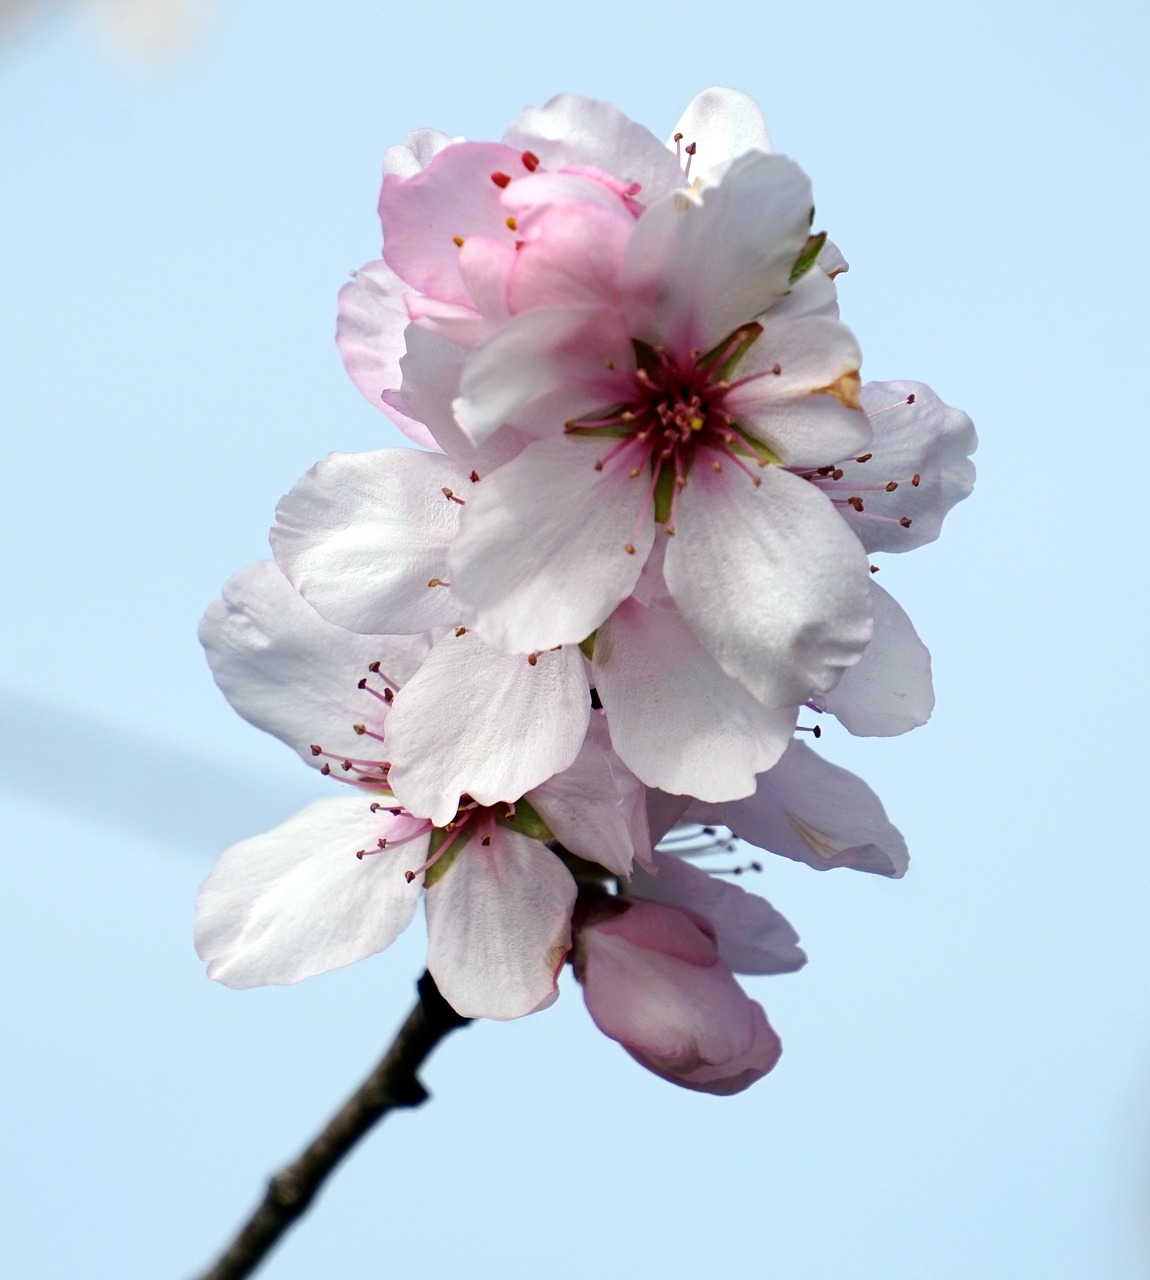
[[623, 151, 813, 355], [665, 463, 873, 708], [691, 740, 909, 877], [502, 94, 684, 203], [195, 795, 425, 988], [627, 852, 805, 976], [385, 630, 589, 826], [592, 595, 796, 799], [336, 261, 438, 449], [272, 449, 467, 635], [199, 561, 431, 768], [425, 825, 575, 1019], [814, 581, 934, 736], [448, 435, 656, 651], [528, 713, 651, 876], [667, 87, 773, 171]]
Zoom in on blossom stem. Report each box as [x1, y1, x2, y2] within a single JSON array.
[[189, 971, 471, 1280]]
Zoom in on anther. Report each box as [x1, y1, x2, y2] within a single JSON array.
[[481, 835, 491, 846], [341, 759, 354, 771], [353, 724, 366, 735], [855, 453, 872, 463], [628, 466, 641, 478], [469, 470, 480, 483], [455, 626, 467, 637], [832, 468, 844, 481], [369, 661, 381, 673], [685, 141, 697, 155], [673, 131, 684, 142], [848, 496, 865, 512], [906, 393, 916, 404], [403, 870, 417, 883], [521, 150, 540, 171], [624, 543, 636, 554], [310, 745, 322, 756], [900, 516, 913, 527], [378, 838, 387, 849], [320, 763, 331, 775], [885, 481, 899, 492], [505, 216, 518, 231], [912, 473, 921, 487], [491, 171, 511, 188], [869, 564, 880, 574], [527, 653, 538, 666], [442, 487, 465, 504], [452, 236, 464, 247]]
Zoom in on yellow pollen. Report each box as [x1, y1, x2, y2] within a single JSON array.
[[505, 216, 518, 231], [689, 415, 705, 431], [452, 236, 464, 247]]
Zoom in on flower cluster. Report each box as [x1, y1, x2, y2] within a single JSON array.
[[197, 88, 975, 1094]]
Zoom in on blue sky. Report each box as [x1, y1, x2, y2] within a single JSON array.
[[3, 1, 1149, 1276]]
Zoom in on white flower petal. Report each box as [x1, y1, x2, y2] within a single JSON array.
[[271, 449, 467, 635], [448, 435, 656, 652], [665, 464, 873, 708], [195, 795, 424, 988], [623, 151, 814, 354], [593, 595, 796, 799], [385, 631, 589, 825], [425, 825, 575, 1019], [199, 561, 430, 766], [814, 581, 934, 736], [667, 87, 772, 171]]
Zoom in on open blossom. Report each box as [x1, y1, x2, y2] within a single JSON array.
[[195, 561, 651, 1019], [574, 850, 804, 1094]]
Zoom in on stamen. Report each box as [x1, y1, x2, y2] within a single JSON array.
[[452, 236, 464, 248], [521, 151, 540, 171], [442, 487, 465, 505], [490, 171, 511, 188]]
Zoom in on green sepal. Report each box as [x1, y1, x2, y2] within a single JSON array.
[[423, 824, 474, 888], [579, 631, 597, 660], [652, 459, 678, 524], [790, 231, 827, 284], [497, 795, 554, 842], [729, 423, 782, 467], [697, 321, 763, 383], [631, 338, 662, 377]]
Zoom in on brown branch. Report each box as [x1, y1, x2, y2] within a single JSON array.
[[190, 971, 471, 1280]]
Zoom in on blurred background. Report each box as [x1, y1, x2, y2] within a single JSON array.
[[3, 1, 1148, 1276]]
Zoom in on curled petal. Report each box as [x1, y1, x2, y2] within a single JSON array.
[[426, 824, 575, 1019], [691, 740, 909, 877], [195, 795, 424, 988], [814, 581, 934, 736]]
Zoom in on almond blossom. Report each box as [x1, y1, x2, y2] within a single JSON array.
[[195, 561, 650, 1019]]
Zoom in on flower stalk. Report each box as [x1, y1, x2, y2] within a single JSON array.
[[190, 972, 470, 1280]]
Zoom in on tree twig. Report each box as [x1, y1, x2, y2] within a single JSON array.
[[191, 971, 471, 1280]]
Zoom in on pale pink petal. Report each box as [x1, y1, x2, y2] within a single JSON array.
[[627, 852, 806, 975], [646, 789, 693, 845], [576, 899, 781, 1094], [507, 203, 631, 312], [385, 324, 530, 473], [385, 631, 589, 826], [691, 740, 909, 877], [831, 380, 978, 553], [195, 795, 424, 988], [199, 561, 431, 768], [592, 595, 796, 799], [503, 94, 684, 202], [813, 581, 934, 736], [667, 88, 772, 171], [425, 823, 575, 1019], [380, 141, 526, 304], [623, 151, 814, 354], [665, 463, 873, 708], [448, 435, 656, 651], [271, 449, 467, 635], [818, 239, 849, 278], [335, 261, 438, 449], [528, 713, 651, 876], [503, 170, 641, 221], [453, 304, 633, 444]]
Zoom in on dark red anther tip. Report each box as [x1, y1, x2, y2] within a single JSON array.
[[310, 745, 322, 755], [521, 150, 540, 171], [906, 393, 916, 404], [491, 171, 512, 188]]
